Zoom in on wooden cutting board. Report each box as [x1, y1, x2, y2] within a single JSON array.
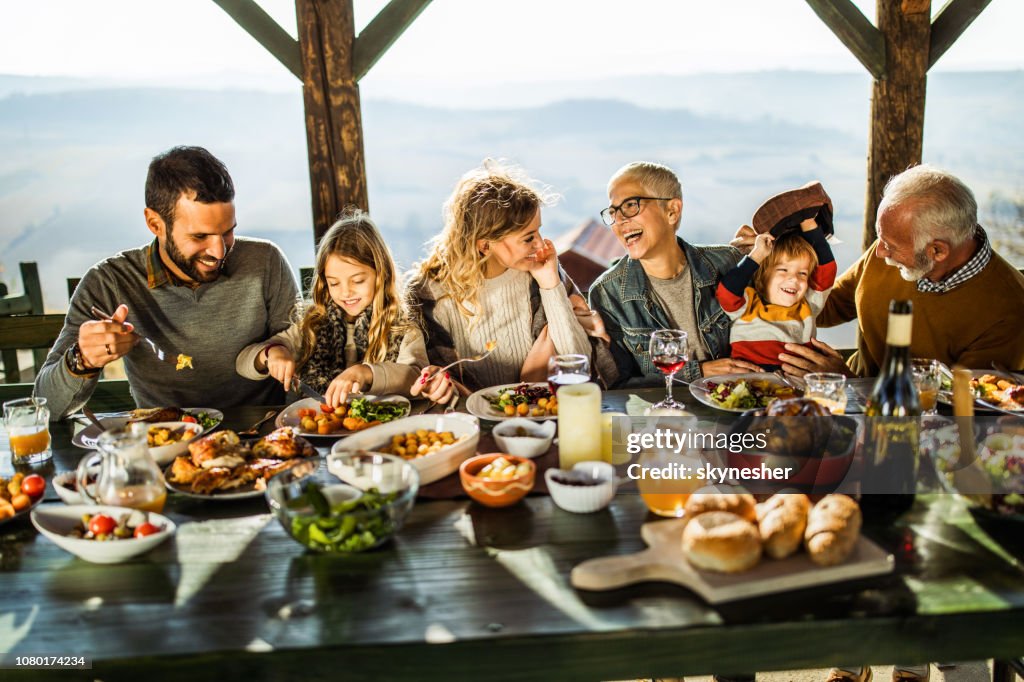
[[570, 517, 894, 603]]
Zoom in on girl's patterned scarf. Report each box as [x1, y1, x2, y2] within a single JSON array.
[[300, 302, 403, 394]]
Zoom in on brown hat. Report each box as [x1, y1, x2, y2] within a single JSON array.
[[751, 181, 834, 238]]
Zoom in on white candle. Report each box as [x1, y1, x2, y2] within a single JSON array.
[[557, 382, 602, 469]]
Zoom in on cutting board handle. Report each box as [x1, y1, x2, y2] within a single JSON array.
[[571, 547, 691, 592]]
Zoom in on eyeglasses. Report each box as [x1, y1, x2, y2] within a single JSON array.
[[599, 196, 672, 226]]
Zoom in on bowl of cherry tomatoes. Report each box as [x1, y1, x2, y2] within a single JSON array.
[[31, 505, 175, 563]]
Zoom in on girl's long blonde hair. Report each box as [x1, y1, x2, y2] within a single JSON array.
[[297, 209, 410, 366], [416, 160, 551, 319]]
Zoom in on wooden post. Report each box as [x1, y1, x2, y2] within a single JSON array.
[[295, 0, 369, 246], [862, 0, 931, 250]]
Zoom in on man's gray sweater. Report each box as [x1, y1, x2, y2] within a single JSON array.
[[34, 237, 299, 419]]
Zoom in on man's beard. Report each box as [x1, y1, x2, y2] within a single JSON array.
[[886, 248, 933, 282], [165, 234, 230, 283]]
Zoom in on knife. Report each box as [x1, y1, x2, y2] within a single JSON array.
[[293, 378, 327, 404]]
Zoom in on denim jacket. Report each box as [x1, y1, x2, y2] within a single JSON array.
[[588, 238, 741, 386]]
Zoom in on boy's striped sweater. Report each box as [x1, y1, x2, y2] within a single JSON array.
[[715, 228, 836, 367]]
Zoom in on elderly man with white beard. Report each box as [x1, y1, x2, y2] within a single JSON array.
[[760, 164, 1024, 377]]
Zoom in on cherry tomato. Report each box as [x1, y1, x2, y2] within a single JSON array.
[[182, 415, 198, 424], [20, 474, 46, 499], [320, 403, 334, 414], [133, 522, 161, 538], [88, 514, 116, 536]]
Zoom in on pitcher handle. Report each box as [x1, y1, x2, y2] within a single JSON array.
[[76, 452, 102, 505]]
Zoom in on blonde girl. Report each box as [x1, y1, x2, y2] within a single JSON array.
[[237, 210, 427, 407], [407, 160, 615, 401]]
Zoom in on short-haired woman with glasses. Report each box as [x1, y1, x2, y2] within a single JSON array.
[[589, 161, 762, 386], [407, 160, 617, 402]]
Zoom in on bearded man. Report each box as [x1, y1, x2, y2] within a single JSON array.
[[770, 164, 1024, 377], [35, 146, 299, 418]]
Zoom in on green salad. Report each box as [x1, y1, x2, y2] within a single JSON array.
[[347, 397, 407, 423], [287, 481, 400, 553]]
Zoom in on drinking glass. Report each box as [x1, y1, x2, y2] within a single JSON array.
[[804, 372, 848, 414], [911, 358, 941, 416], [649, 330, 689, 410], [3, 397, 51, 463], [547, 354, 590, 394]]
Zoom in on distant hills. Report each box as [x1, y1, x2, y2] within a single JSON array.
[[1, 70, 1021, 351]]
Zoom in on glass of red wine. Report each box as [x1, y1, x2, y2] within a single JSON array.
[[649, 329, 689, 410], [547, 354, 591, 395]]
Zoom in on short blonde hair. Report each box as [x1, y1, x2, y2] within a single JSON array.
[[752, 232, 818, 302], [607, 161, 682, 227]]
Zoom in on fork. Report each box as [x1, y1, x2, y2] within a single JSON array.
[[90, 305, 182, 367], [238, 410, 279, 437], [421, 341, 498, 385]]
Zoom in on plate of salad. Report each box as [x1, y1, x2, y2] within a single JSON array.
[[691, 373, 799, 413], [466, 382, 558, 421], [276, 395, 411, 437]]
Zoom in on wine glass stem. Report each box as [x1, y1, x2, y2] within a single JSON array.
[[665, 372, 674, 403]]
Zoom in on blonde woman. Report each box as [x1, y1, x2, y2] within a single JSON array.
[[237, 210, 427, 407], [407, 160, 615, 402]]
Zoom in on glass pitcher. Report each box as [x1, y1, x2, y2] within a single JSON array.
[[77, 423, 167, 512]]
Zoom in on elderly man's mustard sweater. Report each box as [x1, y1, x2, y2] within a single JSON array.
[[818, 242, 1024, 376]]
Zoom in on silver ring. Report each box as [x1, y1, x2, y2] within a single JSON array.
[[105, 343, 113, 356]]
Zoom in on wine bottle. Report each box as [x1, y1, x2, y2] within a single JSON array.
[[862, 300, 922, 522]]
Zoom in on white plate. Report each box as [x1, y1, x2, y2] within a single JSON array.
[[163, 454, 320, 501], [275, 395, 412, 437], [31, 504, 175, 564], [935, 367, 1023, 413], [72, 407, 223, 450], [330, 413, 480, 485], [690, 373, 800, 413], [466, 382, 558, 422]]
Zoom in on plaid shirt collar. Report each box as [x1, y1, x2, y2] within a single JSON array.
[[916, 226, 992, 294], [145, 239, 196, 289]]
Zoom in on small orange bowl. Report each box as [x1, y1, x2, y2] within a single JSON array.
[[459, 453, 535, 508]]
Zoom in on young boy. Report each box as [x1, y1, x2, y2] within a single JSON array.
[[715, 184, 837, 371]]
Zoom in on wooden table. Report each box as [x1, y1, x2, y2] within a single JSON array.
[[1, 391, 1023, 681]]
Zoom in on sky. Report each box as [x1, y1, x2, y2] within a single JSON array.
[[0, 0, 1021, 94]]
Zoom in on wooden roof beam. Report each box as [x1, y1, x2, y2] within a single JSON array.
[[212, 0, 302, 80], [929, 0, 994, 70], [804, 0, 886, 80], [353, 0, 433, 82]]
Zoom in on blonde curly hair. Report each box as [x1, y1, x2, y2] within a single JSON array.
[[416, 160, 553, 319], [296, 209, 410, 367]]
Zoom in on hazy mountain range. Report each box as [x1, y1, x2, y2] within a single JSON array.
[[1, 70, 1022, 347]]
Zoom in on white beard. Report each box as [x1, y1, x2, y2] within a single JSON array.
[[885, 255, 932, 282]]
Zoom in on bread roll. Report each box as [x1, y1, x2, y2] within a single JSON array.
[[756, 493, 811, 559], [685, 492, 757, 523], [682, 511, 762, 573], [804, 494, 861, 566]]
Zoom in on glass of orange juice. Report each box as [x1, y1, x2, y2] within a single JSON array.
[[804, 373, 848, 414], [635, 447, 701, 518], [3, 397, 51, 463], [911, 358, 941, 416]]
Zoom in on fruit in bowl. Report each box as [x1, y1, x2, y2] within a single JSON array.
[[31, 505, 175, 563], [267, 455, 419, 553], [459, 453, 535, 508]]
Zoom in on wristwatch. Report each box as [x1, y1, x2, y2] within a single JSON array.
[[65, 343, 99, 377]]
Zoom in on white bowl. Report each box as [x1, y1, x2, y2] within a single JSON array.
[[52, 471, 89, 505], [31, 504, 175, 564], [492, 418, 556, 458], [545, 461, 617, 514], [144, 421, 203, 465], [330, 413, 480, 485]]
